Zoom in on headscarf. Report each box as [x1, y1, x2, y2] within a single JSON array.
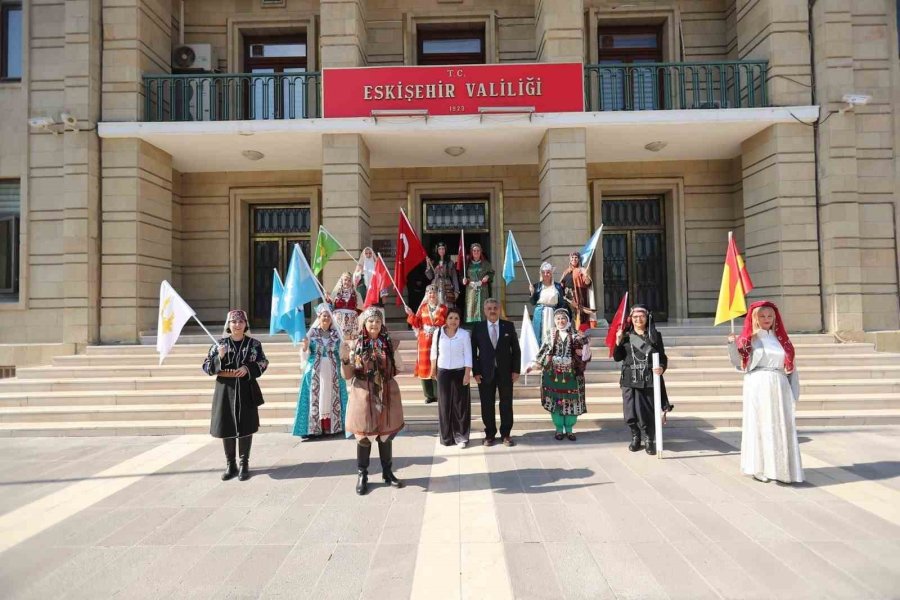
[[553, 308, 571, 331], [560, 251, 588, 288], [358, 247, 376, 287], [417, 284, 440, 309], [310, 303, 335, 331], [622, 304, 659, 345], [223, 309, 250, 335], [735, 300, 795, 372], [353, 307, 396, 376], [332, 271, 355, 297], [469, 243, 487, 261]]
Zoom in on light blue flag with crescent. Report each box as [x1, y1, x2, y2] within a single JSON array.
[[269, 269, 284, 336], [502, 230, 523, 285], [279, 244, 322, 345], [579, 225, 604, 268]]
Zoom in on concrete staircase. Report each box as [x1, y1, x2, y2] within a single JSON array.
[[1, 326, 899, 436]]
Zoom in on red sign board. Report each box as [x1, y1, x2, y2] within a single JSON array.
[[322, 63, 584, 118]]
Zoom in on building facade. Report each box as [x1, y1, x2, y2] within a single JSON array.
[[0, 0, 899, 352]]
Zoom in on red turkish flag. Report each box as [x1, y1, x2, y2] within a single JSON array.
[[394, 210, 427, 306], [605, 292, 628, 358], [456, 229, 466, 273], [364, 255, 392, 308]]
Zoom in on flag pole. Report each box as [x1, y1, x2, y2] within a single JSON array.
[[727, 231, 735, 334], [377, 252, 414, 314], [320, 224, 361, 264], [652, 352, 663, 459], [192, 315, 220, 346]]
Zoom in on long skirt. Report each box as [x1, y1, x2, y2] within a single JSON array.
[[437, 368, 471, 445], [741, 370, 804, 482], [333, 309, 358, 340], [532, 304, 556, 345]]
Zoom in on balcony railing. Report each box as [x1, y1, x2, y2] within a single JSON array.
[[142, 72, 320, 122], [584, 61, 768, 111]]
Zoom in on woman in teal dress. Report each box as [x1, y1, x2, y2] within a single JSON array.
[[293, 303, 349, 438], [462, 243, 494, 324]]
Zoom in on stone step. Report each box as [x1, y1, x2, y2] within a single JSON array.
[[4, 392, 900, 423], [2, 408, 899, 437]]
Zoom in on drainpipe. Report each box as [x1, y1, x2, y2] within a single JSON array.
[[808, 0, 827, 334]]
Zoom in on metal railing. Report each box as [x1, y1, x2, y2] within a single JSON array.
[[142, 72, 320, 122], [584, 61, 768, 111]]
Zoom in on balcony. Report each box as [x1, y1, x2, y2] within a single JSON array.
[[584, 61, 768, 111], [142, 72, 321, 122]]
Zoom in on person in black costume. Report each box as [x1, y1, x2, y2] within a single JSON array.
[[612, 304, 673, 455], [202, 309, 268, 481]]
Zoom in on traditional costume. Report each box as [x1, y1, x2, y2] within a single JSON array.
[[425, 242, 459, 307], [331, 272, 362, 340], [293, 304, 348, 437], [728, 301, 803, 483], [529, 262, 568, 344], [532, 309, 591, 440], [612, 305, 672, 455], [353, 247, 376, 299], [559, 251, 594, 332], [341, 308, 405, 495], [406, 285, 448, 404], [202, 309, 268, 481], [464, 244, 494, 324]]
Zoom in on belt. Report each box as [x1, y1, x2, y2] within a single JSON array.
[[217, 370, 243, 378]]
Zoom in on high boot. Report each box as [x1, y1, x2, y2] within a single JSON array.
[[628, 424, 643, 452], [222, 438, 238, 481], [238, 435, 253, 481], [356, 440, 371, 495], [378, 438, 404, 488], [642, 428, 656, 455]]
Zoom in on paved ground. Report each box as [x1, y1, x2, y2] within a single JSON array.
[[0, 425, 898, 600]]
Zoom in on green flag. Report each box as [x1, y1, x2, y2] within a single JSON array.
[[312, 226, 342, 275]]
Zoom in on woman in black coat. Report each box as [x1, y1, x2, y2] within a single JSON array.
[[202, 309, 268, 481], [612, 304, 672, 455]]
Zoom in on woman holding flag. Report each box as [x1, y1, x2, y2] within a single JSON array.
[[202, 309, 268, 481], [292, 303, 348, 438], [405, 284, 448, 404], [560, 251, 595, 332], [526, 309, 591, 441], [462, 243, 494, 325]]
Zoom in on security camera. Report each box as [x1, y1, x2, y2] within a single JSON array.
[[28, 116, 55, 129], [839, 93, 872, 114], [60, 112, 79, 130]]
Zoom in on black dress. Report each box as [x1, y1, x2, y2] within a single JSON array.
[[613, 331, 671, 437], [202, 336, 268, 438]]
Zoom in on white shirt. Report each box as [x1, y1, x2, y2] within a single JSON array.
[[430, 326, 472, 370]]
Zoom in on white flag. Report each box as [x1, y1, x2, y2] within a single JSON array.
[[520, 305, 540, 379], [156, 280, 196, 365]]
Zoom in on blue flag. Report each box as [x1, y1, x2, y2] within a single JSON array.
[[279, 244, 322, 345], [269, 269, 284, 336], [502, 230, 523, 285], [579, 225, 603, 267]]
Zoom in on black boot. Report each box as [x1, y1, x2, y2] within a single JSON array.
[[222, 438, 238, 481], [643, 429, 656, 455], [628, 425, 643, 452], [356, 440, 371, 495], [238, 435, 253, 481], [378, 438, 404, 488]]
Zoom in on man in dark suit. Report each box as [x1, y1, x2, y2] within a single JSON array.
[[471, 298, 521, 447]]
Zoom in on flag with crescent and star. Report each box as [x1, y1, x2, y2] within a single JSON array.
[[394, 209, 427, 306]]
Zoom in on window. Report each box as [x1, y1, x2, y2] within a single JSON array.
[[597, 25, 663, 110], [417, 24, 485, 65], [0, 180, 19, 297], [243, 35, 308, 119], [1, 3, 22, 80]]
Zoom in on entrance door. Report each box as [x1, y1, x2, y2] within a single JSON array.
[[602, 196, 668, 321], [249, 205, 313, 328], [419, 198, 490, 310]]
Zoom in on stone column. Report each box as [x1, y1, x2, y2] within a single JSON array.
[[100, 140, 173, 342], [322, 134, 371, 288], [62, 0, 103, 344], [735, 0, 812, 105], [320, 0, 367, 68], [535, 0, 584, 63], [538, 128, 590, 273], [740, 124, 821, 331]]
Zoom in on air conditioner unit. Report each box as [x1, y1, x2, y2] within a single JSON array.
[[172, 44, 218, 72]]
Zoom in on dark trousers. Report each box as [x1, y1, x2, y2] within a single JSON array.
[[478, 376, 514, 439], [622, 386, 655, 438], [421, 379, 437, 402], [437, 369, 471, 445]]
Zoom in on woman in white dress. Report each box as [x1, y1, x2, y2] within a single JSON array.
[[727, 300, 803, 483]]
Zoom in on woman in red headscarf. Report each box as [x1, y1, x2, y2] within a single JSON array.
[[727, 301, 803, 483]]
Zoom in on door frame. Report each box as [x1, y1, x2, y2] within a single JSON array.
[[590, 178, 687, 321], [229, 186, 320, 316]]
